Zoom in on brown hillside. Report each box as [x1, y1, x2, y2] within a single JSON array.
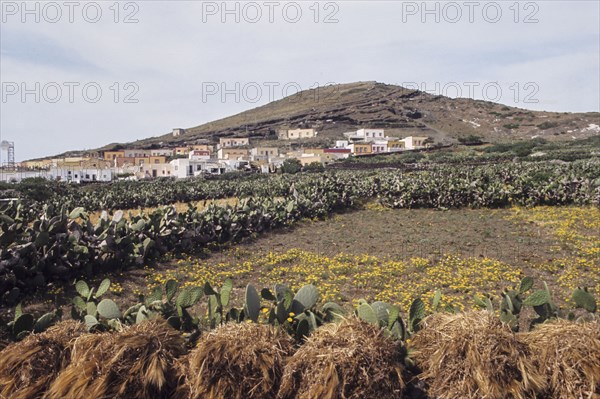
[[39, 81, 600, 159]]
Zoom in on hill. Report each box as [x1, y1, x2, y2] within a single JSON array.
[[41, 81, 600, 158]]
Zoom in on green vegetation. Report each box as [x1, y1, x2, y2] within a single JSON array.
[[303, 161, 325, 173], [537, 121, 559, 130], [457, 135, 484, 145], [0, 275, 597, 399], [4, 274, 597, 342], [281, 158, 302, 174], [1, 160, 599, 304]]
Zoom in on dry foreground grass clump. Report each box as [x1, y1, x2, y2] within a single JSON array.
[[522, 319, 600, 399], [411, 311, 546, 399], [175, 322, 294, 399], [47, 319, 185, 399], [0, 314, 599, 399], [0, 320, 86, 399], [278, 318, 407, 399]]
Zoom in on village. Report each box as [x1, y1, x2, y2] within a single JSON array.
[[0, 128, 430, 183]]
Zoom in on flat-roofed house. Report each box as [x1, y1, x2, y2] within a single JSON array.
[[387, 140, 406, 152], [151, 148, 175, 157], [401, 136, 429, 150], [278, 128, 317, 140], [175, 147, 190, 156], [371, 140, 388, 153], [349, 142, 372, 155], [324, 148, 351, 159], [124, 149, 151, 158], [217, 148, 250, 161], [219, 137, 250, 148], [103, 151, 125, 161], [250, 147, 279, 161]]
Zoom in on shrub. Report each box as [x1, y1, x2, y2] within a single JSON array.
[[281, 158, 302, 174], [537, 121, 559, 130], [458, 135, 484, 145], [303, 162, 325, 173]]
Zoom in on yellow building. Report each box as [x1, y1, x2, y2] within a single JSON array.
[[303, 148, 325, 155], [217, 148, 250, 160], [133, 156, 165, 166], [149, 156, 167, 164], [21, 159, 53, 169], [58, 157, 85, 168], [103, 151, 126, 161], [175, 147, 190, 156], [191, 144, 213, 153], [387, 140, 406, 151], [81, 159, 112, 169], [350, 143, 372, 155], [251, 147, 279, 157], [297, 155, 323, 166]]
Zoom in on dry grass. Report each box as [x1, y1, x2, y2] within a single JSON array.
[[278, 317, 407, 399], [521, 319, 600, 399], [47, 319, 185, 399], [0, 320, 86, 399], [410, 311, 546, 399], [177, 322, 294, 399]]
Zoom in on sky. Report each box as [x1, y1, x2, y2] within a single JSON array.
[[1, 0, 599, 161]]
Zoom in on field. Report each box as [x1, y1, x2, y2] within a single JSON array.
[[111, 205, 599, 311], [1, 159, 599, 399], [6, 203, 598, 325]]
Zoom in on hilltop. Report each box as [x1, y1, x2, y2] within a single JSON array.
[[37, 81, 600, 158]]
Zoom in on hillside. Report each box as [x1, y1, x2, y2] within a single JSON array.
[[47, 81, 600, 157]]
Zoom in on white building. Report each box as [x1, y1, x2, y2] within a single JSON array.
[[170, 158, 238, 178], [343, 128, 385, 142], [0, 169, 46, 183], [371, 140, 389, 153], [123, 149, 151, 158], [400, 136, 429, 150], [189, 150, 211, 160], [219, 137, 250, 148], [49, 167, 112, 183], [138, 163, 172, 179], [250, 147, 279, 162], [278, 128, 317, 140], [357, 128, 385, 141], [173, 128, 185, 137], [151, 148, 175, 157]]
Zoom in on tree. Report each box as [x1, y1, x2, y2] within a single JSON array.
[[281, 158, 302, 174]]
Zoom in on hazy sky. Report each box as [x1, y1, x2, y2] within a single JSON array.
[[1, 0, 599, 161]]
